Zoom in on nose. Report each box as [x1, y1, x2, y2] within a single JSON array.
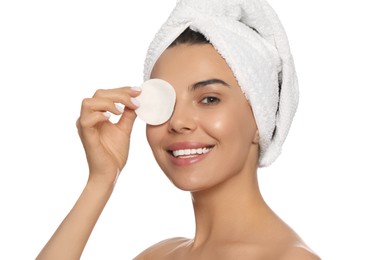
[[168, 101, 197, 134]]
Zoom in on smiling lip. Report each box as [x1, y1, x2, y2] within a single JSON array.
[[166, 142, 214, 166]]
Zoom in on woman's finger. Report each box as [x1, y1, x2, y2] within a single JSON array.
[[116, 107, 137, 135], [80, 97, 126, 118], [77, 111, 111, 131], [92, 87, 141, 109]]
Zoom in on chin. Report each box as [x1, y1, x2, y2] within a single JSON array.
[[160, 166, 217, 192], [169, 181, 211, 192]]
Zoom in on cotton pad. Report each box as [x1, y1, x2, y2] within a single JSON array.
[[135, 79, 176, 125]]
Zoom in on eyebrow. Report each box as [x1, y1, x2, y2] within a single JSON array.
[[191, 78, 231, 91]]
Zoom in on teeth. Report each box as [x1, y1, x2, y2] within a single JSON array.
[[172, 147, 211, 157]]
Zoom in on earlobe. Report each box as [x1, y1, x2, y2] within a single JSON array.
[[252, 129, 260, 144]]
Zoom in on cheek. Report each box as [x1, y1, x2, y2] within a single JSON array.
[[201, 105, 255, 140], [146, 126, 152, 145], [146, 125, 161, 150], [204, 113, 234, 136]]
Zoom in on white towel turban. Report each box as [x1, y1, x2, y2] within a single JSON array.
[[144, 0, 299, 167]]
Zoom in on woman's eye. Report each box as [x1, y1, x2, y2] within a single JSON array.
[[200, 96, 220, 105]]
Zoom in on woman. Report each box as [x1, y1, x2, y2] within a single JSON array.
[[37, 0, 320, 259]]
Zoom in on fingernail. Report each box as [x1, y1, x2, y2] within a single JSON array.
[[131, 87, 142, 92], [103, 112, 111, 118], [115, 103, 124, 113], [130, 97, 140, 108]]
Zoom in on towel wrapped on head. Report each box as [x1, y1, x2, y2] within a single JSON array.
[[144, 0, 299, 167]]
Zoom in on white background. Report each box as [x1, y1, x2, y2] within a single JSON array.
[[1, 0, 389, 259]]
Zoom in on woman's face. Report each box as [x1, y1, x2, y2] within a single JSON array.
[[147, 44, 259, 192]]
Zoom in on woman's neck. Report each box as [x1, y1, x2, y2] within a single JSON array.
[[190, 166, 272, 248]]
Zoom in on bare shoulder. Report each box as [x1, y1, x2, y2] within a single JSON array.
[[280, 246, 321, 260], [133, 237, 190, 260]]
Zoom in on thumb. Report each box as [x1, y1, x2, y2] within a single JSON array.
[[116, 107, 137, 135]]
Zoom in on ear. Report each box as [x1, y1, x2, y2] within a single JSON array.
[[252, 129, 260, 144]]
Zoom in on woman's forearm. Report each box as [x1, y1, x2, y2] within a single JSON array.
[[36, 180, 115, 260], [37, 87, 138, 259]]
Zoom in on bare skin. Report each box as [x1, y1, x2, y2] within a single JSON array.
[[135, 44, 319, 259], [36, 87, 141, 260], [36, 44, 319, 260]]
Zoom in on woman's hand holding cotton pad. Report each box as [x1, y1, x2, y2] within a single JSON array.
[[134, 79, 176, 125]]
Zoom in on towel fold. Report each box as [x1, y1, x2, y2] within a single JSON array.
[[144, 0, 299, 167]]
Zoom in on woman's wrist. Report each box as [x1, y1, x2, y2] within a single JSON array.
[[36, 171, 118, 260], [87, 168, 121, 188]]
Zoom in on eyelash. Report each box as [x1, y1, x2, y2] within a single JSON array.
[[200, 96, 220, 105]]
